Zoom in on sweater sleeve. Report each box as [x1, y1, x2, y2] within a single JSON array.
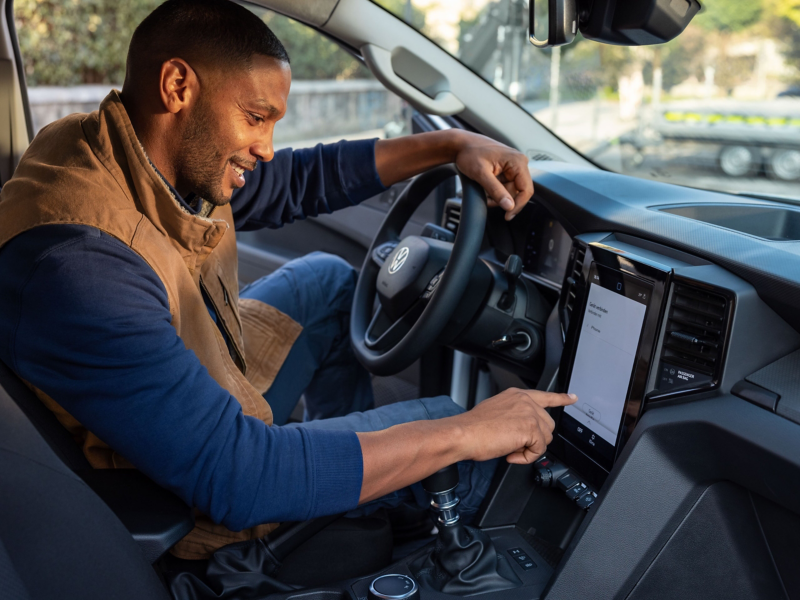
[[0, 225, 363, 530], [231, 138, 387, 231]]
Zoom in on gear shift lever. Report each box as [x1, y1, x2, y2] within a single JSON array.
[[411, 465, 521, 595], [421, 465, 460, 527]]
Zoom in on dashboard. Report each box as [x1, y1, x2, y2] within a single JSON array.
[[437, 161, 800, 600], [477, 160, 800, 490]]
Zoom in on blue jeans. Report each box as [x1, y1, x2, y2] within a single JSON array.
[[240, 252, 374, 426], [240, 252, 497, 520]]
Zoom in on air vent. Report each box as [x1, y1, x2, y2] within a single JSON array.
[[442, 198, 461, 234], [527, 150, 557, 162], [656, 282, 731, 395], [564, 244, 587, 319]]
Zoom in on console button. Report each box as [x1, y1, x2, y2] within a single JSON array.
[[565, 483, 586, 500], [508, 548, 537, 570], [534, 456, 551, 468], [576, 491, 597, 510], [556, 472, 579, 491]]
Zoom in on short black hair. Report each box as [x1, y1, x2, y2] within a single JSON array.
[[125, 0, 289, 85]]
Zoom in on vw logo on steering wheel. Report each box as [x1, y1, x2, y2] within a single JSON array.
[[389, 246, 409, 274]]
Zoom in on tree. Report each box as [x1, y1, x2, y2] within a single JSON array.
[[766, 0, 800, 27], [14, 1, 376, 87], [696, 0, 764, 33], [761, 0, 800, 83], [15, 0, 160, 86]]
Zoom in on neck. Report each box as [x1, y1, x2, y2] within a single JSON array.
[[120, 91, 189, 197]]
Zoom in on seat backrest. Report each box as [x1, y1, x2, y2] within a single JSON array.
[[0, 379, 171, 600], [0, 360, 90, 470]]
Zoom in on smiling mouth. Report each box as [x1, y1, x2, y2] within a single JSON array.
[[231, 162, 247, 177]]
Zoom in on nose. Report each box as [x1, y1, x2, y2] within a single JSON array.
[[251, 126, 275, 163]]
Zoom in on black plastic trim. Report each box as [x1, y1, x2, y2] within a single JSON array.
[[5, 0, 33, 143], [545, 395, 800, 599], [77, 469, 194, 564]]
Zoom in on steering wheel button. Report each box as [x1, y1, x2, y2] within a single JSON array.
[[507, 548, 523, 556], [520, 560, 537, 570]]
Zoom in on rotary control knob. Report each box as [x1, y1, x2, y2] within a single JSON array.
[[368, 574, 420, 600], [533, 467, 554, 487]]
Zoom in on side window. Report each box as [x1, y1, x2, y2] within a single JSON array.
[[15, 1, 160, 134], [14, 1, 413, 145], [248, 6, 413, 149]]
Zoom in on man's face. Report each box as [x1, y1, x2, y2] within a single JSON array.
[[175, 55, 291, 205]]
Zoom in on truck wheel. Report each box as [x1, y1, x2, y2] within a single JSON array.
[[719, 145, 756, 177], [769, 149, 800, 181]]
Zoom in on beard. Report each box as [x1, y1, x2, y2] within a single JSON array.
[[175, 97, 231, 206]]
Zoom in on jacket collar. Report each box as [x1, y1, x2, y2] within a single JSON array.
[[83, 90, 229, 270]]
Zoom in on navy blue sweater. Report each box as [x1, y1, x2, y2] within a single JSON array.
[[0, 139, 386, 531]]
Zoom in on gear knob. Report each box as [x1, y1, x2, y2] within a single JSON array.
[[421, 464, 459, 494], [422, 465, 461, 527]]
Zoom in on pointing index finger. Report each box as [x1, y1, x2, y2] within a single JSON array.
[[525, 390, 578, 408]]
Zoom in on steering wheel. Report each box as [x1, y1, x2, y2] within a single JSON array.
[[350, 165, 487, 377]]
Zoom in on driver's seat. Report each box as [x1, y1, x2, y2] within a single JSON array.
[[0, 375, 172, 600]]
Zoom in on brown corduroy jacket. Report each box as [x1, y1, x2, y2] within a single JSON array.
[[0, 91, 303, 559]]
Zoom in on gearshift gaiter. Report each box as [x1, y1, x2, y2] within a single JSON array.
[[410, 524, 521, 595], [412, 466, 522, 596]]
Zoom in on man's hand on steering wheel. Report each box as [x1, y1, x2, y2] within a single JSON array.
[[452, 134, 534, 221], [374, 129, 534, 221]]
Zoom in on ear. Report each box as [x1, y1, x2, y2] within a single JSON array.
[[158, 58, 198, 114]]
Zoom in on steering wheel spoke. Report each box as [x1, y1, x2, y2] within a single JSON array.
[[365, 300, 425, 352]]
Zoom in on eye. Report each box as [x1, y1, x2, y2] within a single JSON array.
[[249, 113, 264, 124]]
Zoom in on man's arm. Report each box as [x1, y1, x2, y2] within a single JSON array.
[[375, 130, 534, 222], [0, 226, 363, 529], [232, 131, 533, 230], [357, 388, 575, 503]]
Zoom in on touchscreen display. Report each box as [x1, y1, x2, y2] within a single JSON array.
[[562, 266, 652, 466]]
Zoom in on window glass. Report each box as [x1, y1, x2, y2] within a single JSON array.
[[14, 1, 413, 147], [373, 0, 800, 201]]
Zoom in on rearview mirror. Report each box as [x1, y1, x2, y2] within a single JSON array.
[[530, 0, 702, 48], [529, 0, 577, 48]]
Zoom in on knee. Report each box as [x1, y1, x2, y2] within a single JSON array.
[[303, 252, 358, 312]]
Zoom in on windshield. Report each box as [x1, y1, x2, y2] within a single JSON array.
[[373, 0, 800, 200]]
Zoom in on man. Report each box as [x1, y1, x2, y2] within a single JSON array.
[[0, 0, 575, 561]]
